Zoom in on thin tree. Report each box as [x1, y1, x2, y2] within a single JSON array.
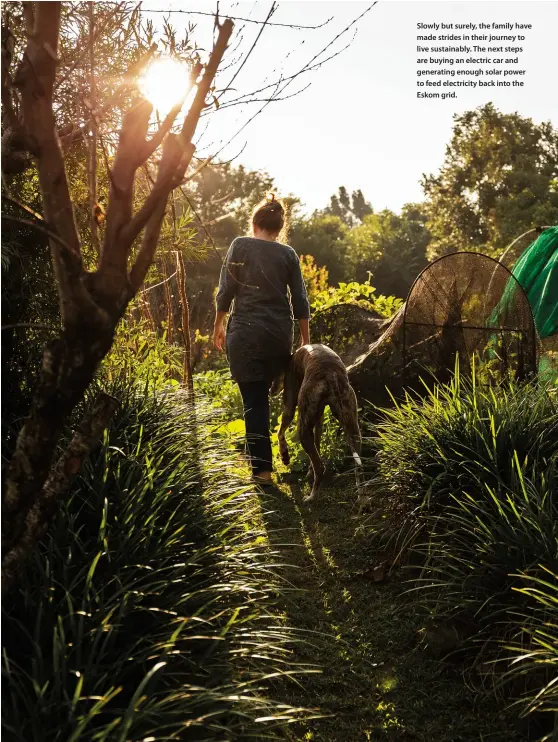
[[1, 1, 233, 591]]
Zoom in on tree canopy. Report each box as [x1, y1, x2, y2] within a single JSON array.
[[422, 103, 558, 259]]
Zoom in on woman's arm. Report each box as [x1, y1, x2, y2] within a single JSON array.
[[213, 310, 227, 351], [288, 250, 311, 345], [298, 318, 310, 346], [215, 241, 238, 313], [213, 241, 238, 350]]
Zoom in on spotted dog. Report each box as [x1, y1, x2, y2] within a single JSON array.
[[277, 344, 362, 503]]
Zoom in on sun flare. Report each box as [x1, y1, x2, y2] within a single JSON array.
[[139, 58, 192, 115]]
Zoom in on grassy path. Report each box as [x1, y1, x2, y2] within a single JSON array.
[[255, 476, 525, 742]]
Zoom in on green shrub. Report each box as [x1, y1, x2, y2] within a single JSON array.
[[503, 567, 558, 739], [370, 374, 557, 552], [367, 374, 558, 733], [311, 277, 403, 319], [414, 461, 558, 736], [194, 368, 243, 419], [2, 383, 313, 741], [102, 319, 183, 389]]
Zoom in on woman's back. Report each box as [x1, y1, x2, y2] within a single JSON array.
[[215, 232, 310, 377], [229, 236, 298, 320], [216, 236, 309, 330]]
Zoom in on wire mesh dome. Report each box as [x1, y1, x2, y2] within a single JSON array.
[[302, 304, 386, 366], [402, 251, 538, 387], [348, 252, 538, 406]]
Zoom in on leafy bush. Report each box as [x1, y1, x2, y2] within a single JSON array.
[[299, 254, 329, 304], [414, 460, 558, 736], [102, 319, 183, 389], [2, 383, 312, 741], [194, 368, 243, 419], [371, 374, 557, 546], [311, 277, 403, 319], [503, 567, 558, 739], [367, 374, 558, 733]]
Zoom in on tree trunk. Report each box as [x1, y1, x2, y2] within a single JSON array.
[[176, 250, 194, 399], [1, 3, 234, 589]]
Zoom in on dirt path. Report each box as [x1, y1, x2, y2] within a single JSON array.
[[257, 477, 524, 742]]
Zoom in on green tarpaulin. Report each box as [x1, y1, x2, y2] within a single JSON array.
[[487, 227, 557, 380], [509, 226, 558, 340]]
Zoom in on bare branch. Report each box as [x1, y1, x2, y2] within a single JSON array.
[[127, 136, 194, 290], [210, 4, 376, 158], [142, 102, 184, 158], [175, 249, 194, 397], [217, 2, 276, 102], [139, 271, 177, 293], [99, 99, 153, 275], [181, 18, 234, 143], [211, 84, 311, 113], [14, 1, 83, 324], [203, 43, 355, 114], [182, 153, 213, 182], [191, 141, 247, 168], [141, 6, 334, 29], [121, 136, 192, 250]]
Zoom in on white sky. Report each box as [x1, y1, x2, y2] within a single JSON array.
[[145, 1, 558, 214]]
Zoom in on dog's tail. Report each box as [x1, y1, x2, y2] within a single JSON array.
[[269, 353, 294, 396]]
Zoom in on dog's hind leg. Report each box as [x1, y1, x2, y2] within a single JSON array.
[[332, 386, 362, 463], [298, 385, 325, 503], [277, 369, 299, 466], [277, 405, 295, 466], [300, 426, 324, 503], [306, 406, 325, 482], [332, 385, 363, 492]]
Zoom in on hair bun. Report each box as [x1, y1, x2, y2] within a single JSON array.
[[252, 193, 286, 237]]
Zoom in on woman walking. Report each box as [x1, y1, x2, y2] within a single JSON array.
[[213, 195, 311, 485]]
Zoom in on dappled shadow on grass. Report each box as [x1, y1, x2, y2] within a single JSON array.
[[254, 473, 525, 742]]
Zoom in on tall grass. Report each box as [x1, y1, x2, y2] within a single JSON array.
[[366, 373, 558, 734], [2, 381, 314, 741], [369, 373, 557, 557], [503, 568, 558, 741]]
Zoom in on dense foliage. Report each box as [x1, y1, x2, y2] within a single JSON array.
[[422, 103, 558, 260], [367, 373, 558, 736], [2, 383, 312, 741]]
